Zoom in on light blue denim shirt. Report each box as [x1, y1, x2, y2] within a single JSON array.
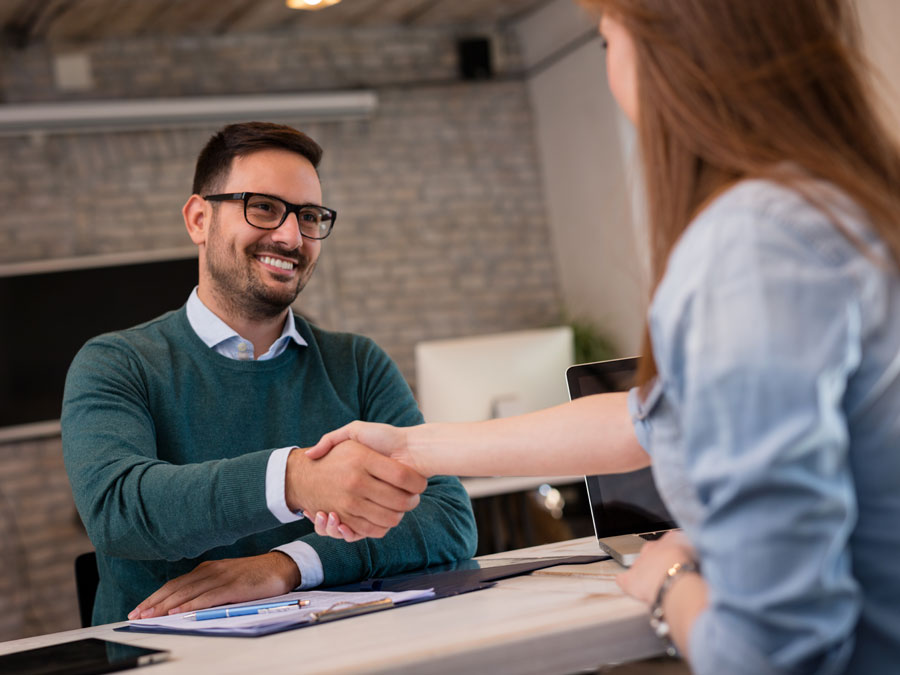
[[628, 178, 900, 674]]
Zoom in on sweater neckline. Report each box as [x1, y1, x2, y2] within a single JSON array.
[[174, 306, 307, 372]]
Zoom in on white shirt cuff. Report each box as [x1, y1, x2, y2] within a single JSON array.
[[273, 542, 325, 589], [266, 447, 324, 589], [266, 446, 304, 523]]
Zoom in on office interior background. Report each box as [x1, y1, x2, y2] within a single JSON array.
[[0, 0, 897, 643]]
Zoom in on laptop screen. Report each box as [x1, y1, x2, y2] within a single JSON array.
[[566, 358, 676, 538]]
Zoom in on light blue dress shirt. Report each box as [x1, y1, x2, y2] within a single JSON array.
[[185, 288, 324, 589], [628, 178, 900, 674]]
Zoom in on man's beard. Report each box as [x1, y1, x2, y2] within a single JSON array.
[[205, 215, 316, 321]]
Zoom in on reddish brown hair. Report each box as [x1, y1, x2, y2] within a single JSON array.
[[583, 0, 900, 383]]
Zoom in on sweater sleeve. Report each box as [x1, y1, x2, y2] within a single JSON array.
[[300, 337, 478, 585], [62, 337, 281, 561]]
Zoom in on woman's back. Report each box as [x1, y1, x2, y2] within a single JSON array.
[[637, 177, 900, 673], [844, 256, 900, 671]]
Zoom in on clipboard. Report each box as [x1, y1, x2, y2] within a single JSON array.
[[117, 554, 607, 638], [117, 590, 430, 638]]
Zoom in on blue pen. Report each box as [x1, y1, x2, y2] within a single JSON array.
[[183, 599, 310, 621]]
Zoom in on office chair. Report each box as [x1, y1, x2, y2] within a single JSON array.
[[74, 550, 99, 628]]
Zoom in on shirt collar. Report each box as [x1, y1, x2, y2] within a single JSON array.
[[185, 287, 307, 352]]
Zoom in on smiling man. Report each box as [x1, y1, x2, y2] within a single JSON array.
[[61, 122, 476, 625]]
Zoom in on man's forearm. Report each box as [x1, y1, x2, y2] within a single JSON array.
[[68, 449, 278, 560]]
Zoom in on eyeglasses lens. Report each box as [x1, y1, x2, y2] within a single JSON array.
[[246, 194, 285, 229], [296, 207, 333, 239]]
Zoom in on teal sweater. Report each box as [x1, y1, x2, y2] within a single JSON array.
[[61, 307, 476, 625]]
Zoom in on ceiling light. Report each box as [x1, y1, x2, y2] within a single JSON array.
[[286, 0, 341, 10]]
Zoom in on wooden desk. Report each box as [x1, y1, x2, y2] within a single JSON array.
[[0, 537, 665, 674]]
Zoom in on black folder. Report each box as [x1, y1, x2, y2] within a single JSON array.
[[330, 554, 608, 600]]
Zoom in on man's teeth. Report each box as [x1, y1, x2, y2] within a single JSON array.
[[259, 256, 295, 270]]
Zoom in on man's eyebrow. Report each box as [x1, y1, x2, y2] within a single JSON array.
[[258, 192, 326, 208]]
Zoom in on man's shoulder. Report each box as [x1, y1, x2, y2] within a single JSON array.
[[292, 315, 402, 382], [65, 308, 190, 394], [293, 315, 380, 354], [78, 307, 188, 360], [291, 315, 420, 423]]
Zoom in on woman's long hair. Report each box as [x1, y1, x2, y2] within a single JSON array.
[[584, 0, 900, 383]]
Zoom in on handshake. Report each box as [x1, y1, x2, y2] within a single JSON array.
[[129, 422, 433, 621], [286, 422, 428, 543]]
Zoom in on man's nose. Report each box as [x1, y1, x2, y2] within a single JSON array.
[[269, 212, 304, 249]]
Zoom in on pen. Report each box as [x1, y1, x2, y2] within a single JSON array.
[[183, 599, 310, 621], [309, 597, 394, 623]]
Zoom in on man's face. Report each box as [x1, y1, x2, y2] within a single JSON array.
[[201, 148, 324, 321]]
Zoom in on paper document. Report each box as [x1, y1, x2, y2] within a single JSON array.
[[128, 589, 433, 636]]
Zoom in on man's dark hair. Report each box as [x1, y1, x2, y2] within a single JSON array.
[[192, 121, 324, 195]]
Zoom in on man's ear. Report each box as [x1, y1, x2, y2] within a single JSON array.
[[183, 194, 210, 245]]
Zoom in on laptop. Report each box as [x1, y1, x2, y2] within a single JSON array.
[[566, 357, 678, 566]]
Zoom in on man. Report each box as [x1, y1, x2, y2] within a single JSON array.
[[62, 122, 477, 625]]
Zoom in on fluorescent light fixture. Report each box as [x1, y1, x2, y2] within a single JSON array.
[[286, 0, 341, 9], [0, 90, 377, 135]]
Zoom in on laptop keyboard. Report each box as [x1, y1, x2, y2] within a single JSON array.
[[638, 531, 667, 541]]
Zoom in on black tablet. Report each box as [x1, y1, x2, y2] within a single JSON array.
[[0, 638, 169, 675]]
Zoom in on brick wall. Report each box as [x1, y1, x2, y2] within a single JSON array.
[[0, 434, 91, 640], [0, 23, 562, 641]]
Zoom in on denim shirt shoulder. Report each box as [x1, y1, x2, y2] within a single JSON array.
[[651, 178, 888, 396]]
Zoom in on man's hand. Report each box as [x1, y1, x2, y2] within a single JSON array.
[[127, 552, 301, 620], [286, 439, 427, 540]]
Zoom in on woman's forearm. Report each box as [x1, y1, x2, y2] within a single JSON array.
[[407, 392, 649, 477], [665, 572, 708, 660]]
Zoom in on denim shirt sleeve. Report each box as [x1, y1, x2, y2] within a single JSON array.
[[649, 183, 867, 674], [627, 385, 653, 452]]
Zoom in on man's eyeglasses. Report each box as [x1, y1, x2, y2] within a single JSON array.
[[204, 192, 337, 240]]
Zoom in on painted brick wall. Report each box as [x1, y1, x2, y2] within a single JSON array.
[[0, 23, 562, 641], [0, 434, 91, 640]]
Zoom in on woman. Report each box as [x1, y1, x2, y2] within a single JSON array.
[[308, 1, 900, 671]]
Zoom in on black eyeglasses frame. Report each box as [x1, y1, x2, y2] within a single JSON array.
[[203, 192, 337, 240]]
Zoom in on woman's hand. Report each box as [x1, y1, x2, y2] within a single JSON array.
[[616, 530, 707, 659], [616, 530, 696, 605], [302, 510, 362, 542], [305, 421, 424, 474]]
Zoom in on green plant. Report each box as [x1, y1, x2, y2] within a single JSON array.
[[568, 316, 618, 364]]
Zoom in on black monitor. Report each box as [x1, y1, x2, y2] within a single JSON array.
[[0, 250, 198, 432]]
